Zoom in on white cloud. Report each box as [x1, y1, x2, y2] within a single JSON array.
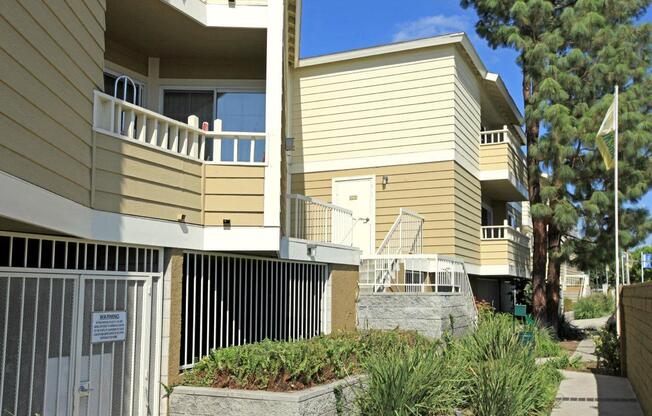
[[392, 14, 470, 43]]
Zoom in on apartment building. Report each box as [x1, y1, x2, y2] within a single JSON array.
[[289, 34, 530, 310], [0, 1, 528, 415], [0, 1, 362, 414]]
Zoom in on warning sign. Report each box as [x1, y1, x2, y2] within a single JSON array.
[[91, 311, 127, 343]]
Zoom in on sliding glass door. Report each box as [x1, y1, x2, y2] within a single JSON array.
[[162, 89, 265, 163]]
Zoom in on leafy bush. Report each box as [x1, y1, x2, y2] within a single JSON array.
[[181, 330, 428, 391], [454, 313, 563, 416], [573, 293, 614, 319], [357, 342, 465, 415], [595, 324, 621, 375]]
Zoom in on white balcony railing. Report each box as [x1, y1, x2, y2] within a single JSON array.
[[93, 91, 266, 165], [360, 254, 475, 301], [286, 194, 354, 246], [480, 126, 525, 159], [481, 224, 530, 247]]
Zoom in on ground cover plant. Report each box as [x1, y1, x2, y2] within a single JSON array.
[[181, 313, 567, 414], [181, 330, 428, 391], [573, 293, 614, 320]]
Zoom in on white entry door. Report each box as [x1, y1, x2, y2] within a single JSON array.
[[333, 176, 375, 254]]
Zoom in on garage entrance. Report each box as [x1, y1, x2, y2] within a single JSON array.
[[0, 232, 163, 416]]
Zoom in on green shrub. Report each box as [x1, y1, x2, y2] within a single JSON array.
[[573, 293, 614, 319], [181, 330, 429, 391], [356, 343, 465, 415], [595, 324, 621, 375], [455, 313, 563, 416]]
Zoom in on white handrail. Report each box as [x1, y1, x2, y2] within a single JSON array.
[[376, 208, 424, 256], [92, 91, 266, 165], [286, 194, 354, 246]]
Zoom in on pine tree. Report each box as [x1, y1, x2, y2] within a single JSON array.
[[461, 0, 652, 328]]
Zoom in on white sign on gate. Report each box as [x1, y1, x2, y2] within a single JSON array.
[[91, 311, 127, 343]]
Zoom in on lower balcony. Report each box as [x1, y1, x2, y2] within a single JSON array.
[[281, 194, 360, 265], [480, 225, 531, 278]]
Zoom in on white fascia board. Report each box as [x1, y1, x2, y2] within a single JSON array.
[[205, 3, 267, 28], [204, 227, 280, 251], [0, 170, 279, 251], [483, 72, 524, 126], [279, 237, 361, 266], [161, 0, 267, 28], [297, 33, 466, 68], [479, 264, 530, 279], [480, 169, 529, 200]]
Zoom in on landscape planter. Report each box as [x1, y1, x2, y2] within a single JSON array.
[[169, 375, 363, 416]]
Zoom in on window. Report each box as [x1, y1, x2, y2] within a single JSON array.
[[103, 72, 144, 106], [162, 89, 266, 163], [481, 206, 493, 226]]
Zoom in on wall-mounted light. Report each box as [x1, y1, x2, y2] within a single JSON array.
[[307, 243, 317, 257], [223, 218, 231, 227], [228, 0, 236, 7], [177, 213, 186, 222], [382, 175, 389, 188], [285, 137, 295, 151]]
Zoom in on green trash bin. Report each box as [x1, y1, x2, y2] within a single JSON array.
[[514, 304, 527, 318]]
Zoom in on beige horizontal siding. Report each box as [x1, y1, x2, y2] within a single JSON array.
[[291, 47, 459, 166], [292, 160, 481, 264], [0, 0, 105, 206], [453, 51, 481, 173], [204, 165, 265, 227], [480, 143, 527, 185], [93, 133, 203, 224], [480, 239, 530, 266]]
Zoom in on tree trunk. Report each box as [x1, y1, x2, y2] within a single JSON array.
[[546, 223, 561, 332], [523, 75, 547, 324]]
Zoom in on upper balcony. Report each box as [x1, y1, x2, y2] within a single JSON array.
[[479, 127, 528, 202], [480, 224, 530, 278]]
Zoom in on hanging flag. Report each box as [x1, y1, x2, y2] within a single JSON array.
[[596, 98, 616, 169]]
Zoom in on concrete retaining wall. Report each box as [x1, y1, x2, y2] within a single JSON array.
[[356, 292, 475, 338], [169, 376, 361, 416], [621, 282, 652, 415]]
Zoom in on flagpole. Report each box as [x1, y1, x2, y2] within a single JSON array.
[[614, 84, 621, 336]]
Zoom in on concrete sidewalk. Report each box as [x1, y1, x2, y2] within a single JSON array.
[[552, 371, 643, 415]]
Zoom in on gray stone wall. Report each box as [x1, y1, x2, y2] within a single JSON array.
[[356, 293, 475, 338], [169, 376, 361, 416]]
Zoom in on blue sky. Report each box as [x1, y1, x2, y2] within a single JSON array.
[[300, 0, 652, 244]]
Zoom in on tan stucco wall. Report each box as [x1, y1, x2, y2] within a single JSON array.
[[1, 0, 106, 206], [292, 160, 481, 265], [621, 282, 652, 415], [330, 264, 359, 332], [167, 249, 184, 384]]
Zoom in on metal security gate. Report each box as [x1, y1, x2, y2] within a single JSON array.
[[180, 252, 329, 368], [0, 232, 162, 416]]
